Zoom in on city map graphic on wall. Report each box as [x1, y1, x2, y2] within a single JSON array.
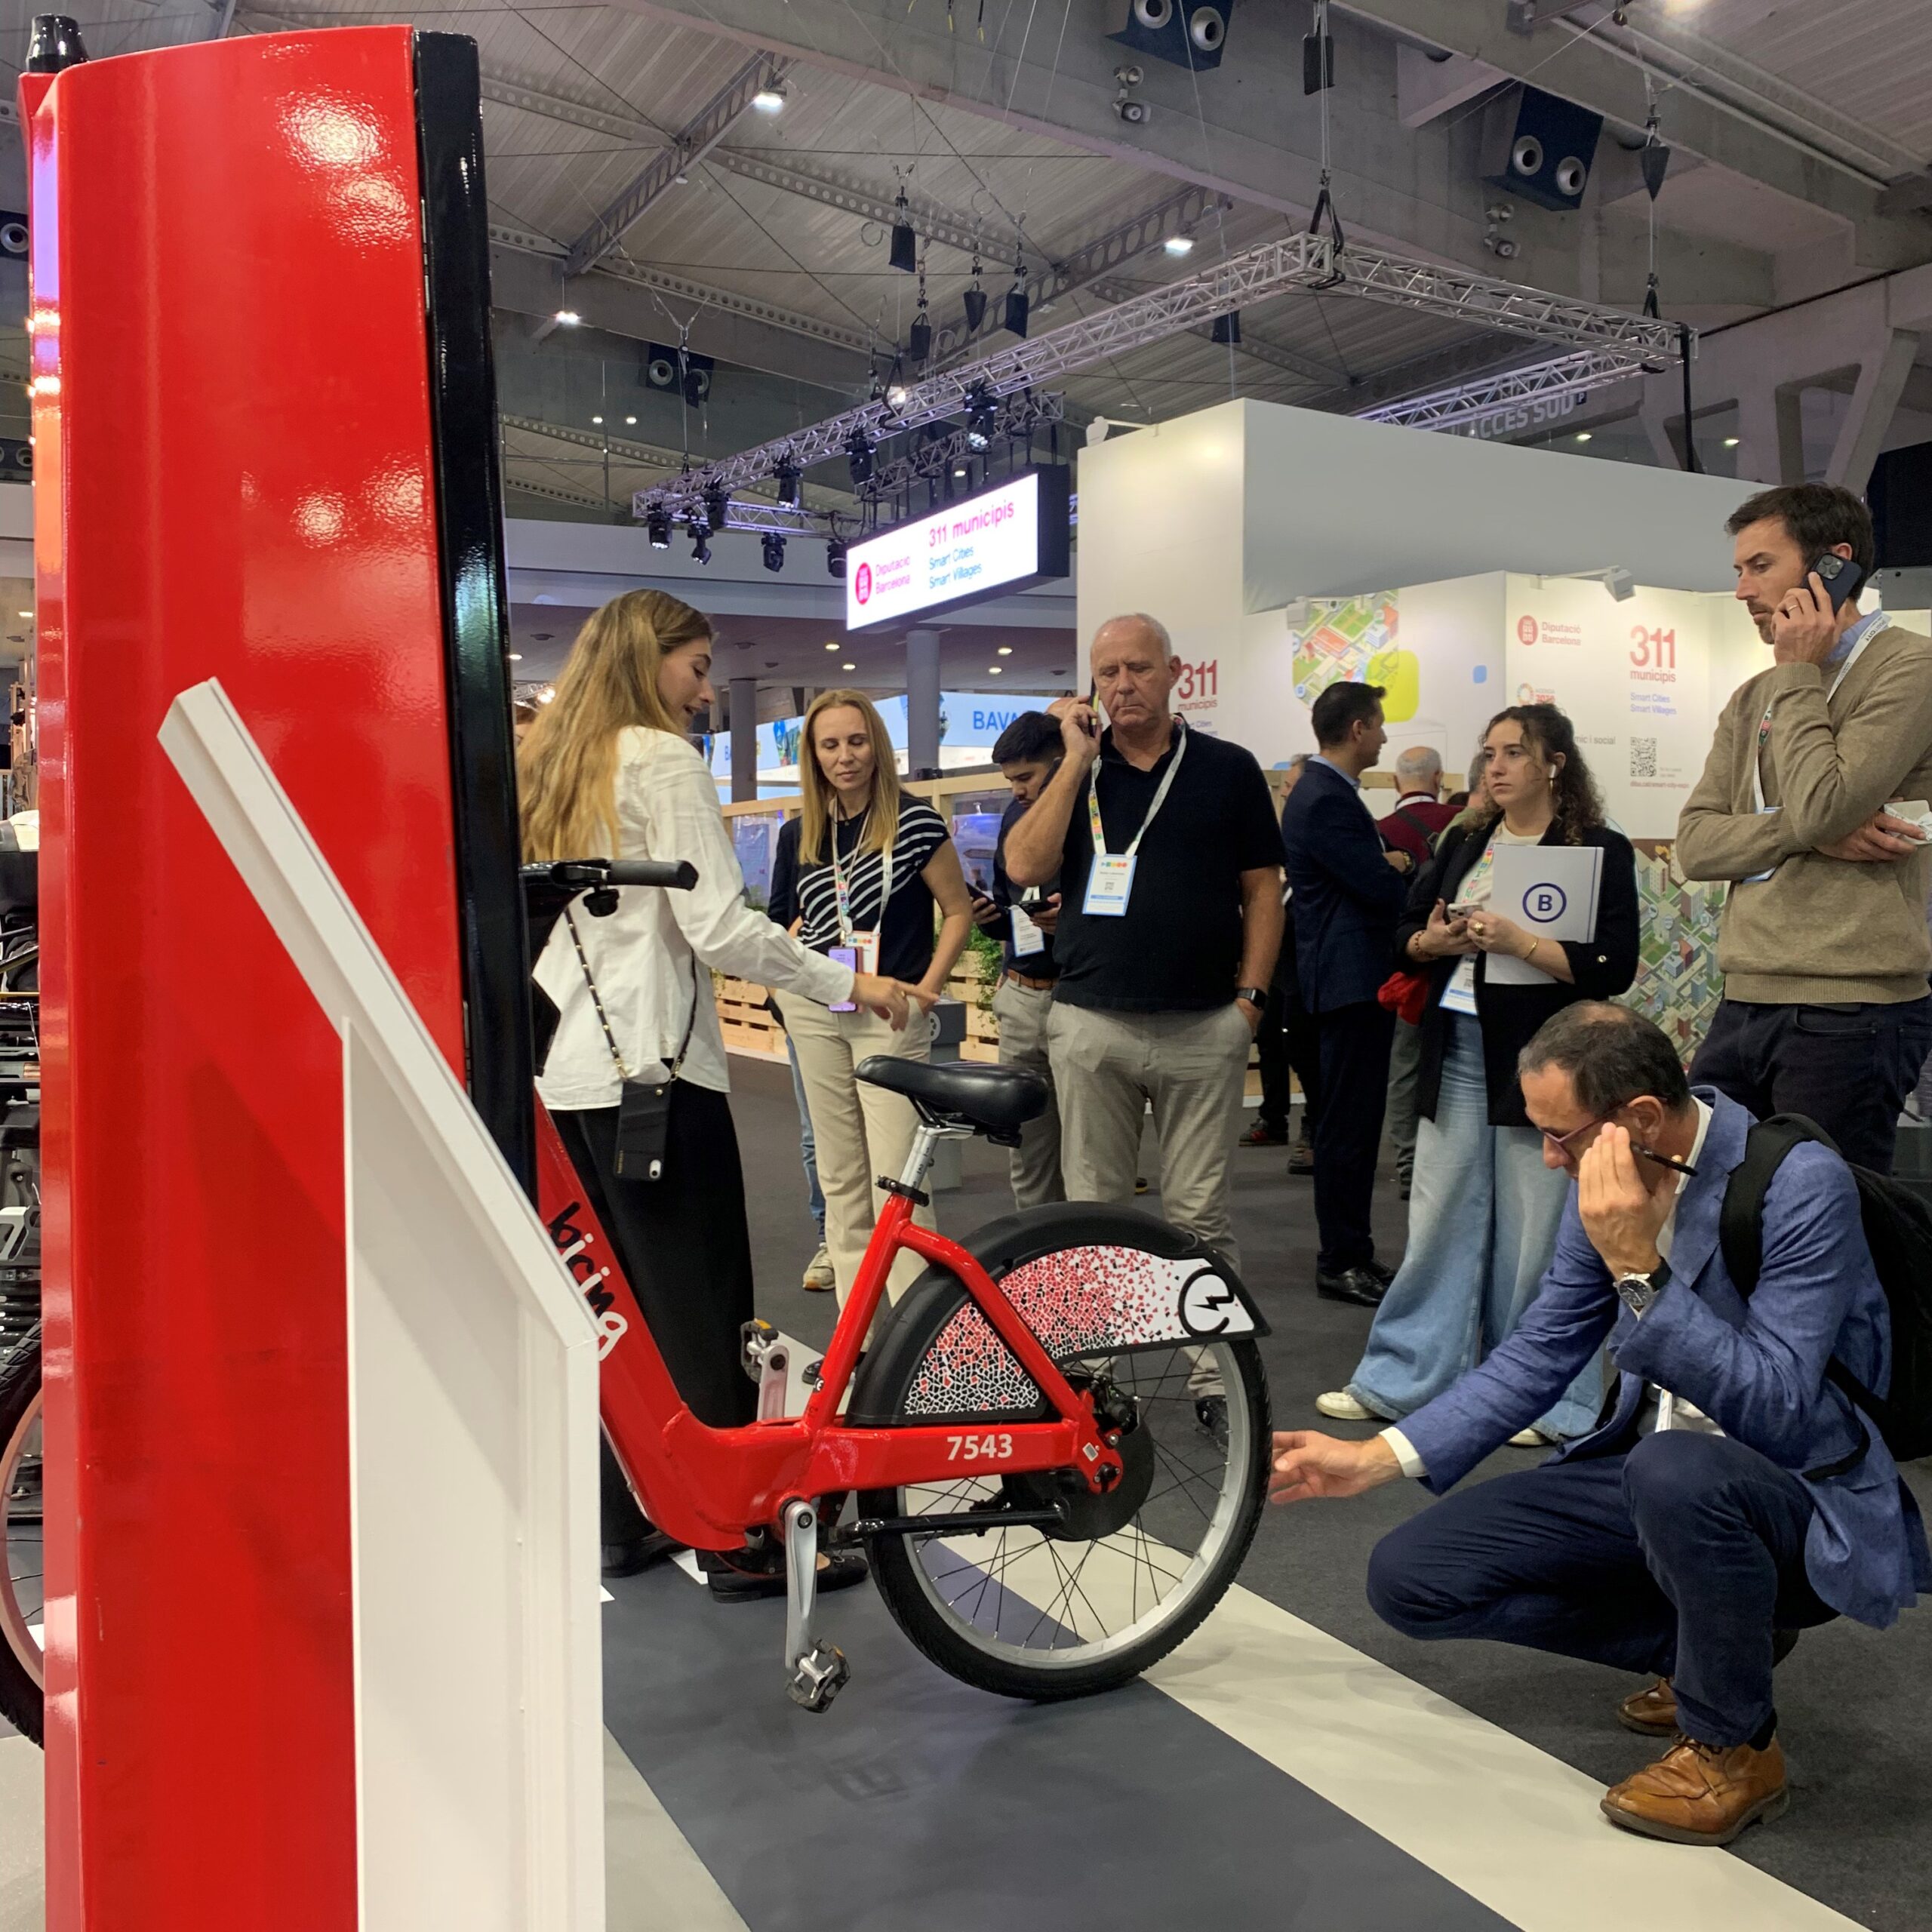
[[1626, 844, 1726, 1055], [1287, 592, 1420, 721]]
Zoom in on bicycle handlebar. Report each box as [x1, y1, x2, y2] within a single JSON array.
[[519, 858, 699, 894]]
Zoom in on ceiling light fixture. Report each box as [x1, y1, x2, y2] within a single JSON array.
[[592, 414, 603, 425], [704, 485, 731, 531], [824, 640, 840, 651], [761, 532, 786, 573], [988, 666, 1002, 675], [691, 527, 712, 565], [646, 508, 672, 549], [1575, 432, 1592, 443], [506, 652, 522, 662], [844, 429, 875, 487], [826, 538, 848, 581], [887, 384, 910, 407], [997, 645, 1013, 656], [841, 661, 856, 670], [774, 457, 801, 507], [1164, 233, 1195, 257], [1724, 436, 1740, 448], [553, 309, 581, 326], [625, 414, 637, 425], [751, 78, 788, 113]]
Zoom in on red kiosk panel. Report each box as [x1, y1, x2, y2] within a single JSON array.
[[24, 26, 518, 1924]]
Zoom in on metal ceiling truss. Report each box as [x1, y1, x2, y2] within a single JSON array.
[[565, 54, 786, 277], [491, 223, 875, 355], [633, 232, 1687, 520], [1355, 347, 1647, 435], [929, 187, 1232, 365]]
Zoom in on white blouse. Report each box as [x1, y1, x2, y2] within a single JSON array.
[[534, 728, 853, 1108]]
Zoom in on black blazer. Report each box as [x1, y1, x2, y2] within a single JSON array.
[[1398, 820, 1639, 1128], [1281, 760, 1410, 1014]]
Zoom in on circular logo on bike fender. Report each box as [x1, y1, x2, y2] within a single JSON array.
[[1178, 1267, 1251, 1337]]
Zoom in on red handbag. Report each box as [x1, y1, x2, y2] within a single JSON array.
[[1377, 968, 1432, 1027]]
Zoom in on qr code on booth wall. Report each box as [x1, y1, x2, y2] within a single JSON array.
[[1630, 737, 1658, 780]]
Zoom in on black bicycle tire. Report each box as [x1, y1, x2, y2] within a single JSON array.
[[0, 1325, 42, 1747], [863, 1337, 1269, 1703]]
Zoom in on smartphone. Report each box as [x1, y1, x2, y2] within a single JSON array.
[[1078, 678, 1100, 739], [1810, 552, 1866, 612]]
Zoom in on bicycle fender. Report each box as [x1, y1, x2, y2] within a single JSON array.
[[850, 1203, 1265, 1426]]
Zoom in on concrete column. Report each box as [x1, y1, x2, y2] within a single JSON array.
[[729, 675, 758, 803], [1826, 329, 1921, 492], [1734, 385, 1806, 487], [906, 629, 941, 779]]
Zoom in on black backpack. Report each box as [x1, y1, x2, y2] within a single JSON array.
[[1719, 1114, 1932, 1467]]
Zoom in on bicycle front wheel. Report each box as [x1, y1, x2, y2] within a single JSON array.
[[0, 1325, 42, 1746], [861, 1334, 1268, 1703]]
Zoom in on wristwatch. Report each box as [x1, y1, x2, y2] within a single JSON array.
[[1235, 986, 1268, 1007], [1614, 1260, 1672, 1318]]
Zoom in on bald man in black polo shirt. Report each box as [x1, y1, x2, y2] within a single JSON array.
[[1006, 614, 1287, 1294]]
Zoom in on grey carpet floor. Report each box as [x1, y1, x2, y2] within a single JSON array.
[[733, 1051, 1932, 1932]]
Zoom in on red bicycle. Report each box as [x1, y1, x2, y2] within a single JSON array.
[[534, 857, 1273, 1712]]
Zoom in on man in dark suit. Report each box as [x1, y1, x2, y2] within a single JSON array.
[[1280, 681, 1417, 1305], [1272, 1004, 1930, 1847]]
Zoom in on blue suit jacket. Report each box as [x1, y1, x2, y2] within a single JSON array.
[[1401, 1089, 1932, 1629], [1280, 758, 1408, 1013]]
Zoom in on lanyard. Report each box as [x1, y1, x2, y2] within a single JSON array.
[[829, 806, 894, 944], [1752, 618, 1882, 814], [1087, 721, 1189, 857]]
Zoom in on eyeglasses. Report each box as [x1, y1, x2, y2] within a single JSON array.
[[1540, 1111, 1698, 1177]]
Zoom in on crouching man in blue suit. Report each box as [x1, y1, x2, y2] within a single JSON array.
[[1271, 1001, 1929, 1847]]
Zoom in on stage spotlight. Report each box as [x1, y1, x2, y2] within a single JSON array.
[[691, 525, 712, 565], [888, 383, 911, 407], [645, 507, 672, 549], [845, 431, 875, 486], [705, 485, 731, 531], [826, 538, 848, 580], [761, 532, 786, 573], [1605, 567, 1636, 601], [774, 457, 801, 507], [964, 384, 998, 451]]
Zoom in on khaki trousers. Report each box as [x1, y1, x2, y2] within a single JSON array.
[[991, 976, 1066, 1211], [1046, 1000, 1251, 1270], [777, 992, 936, 1303]]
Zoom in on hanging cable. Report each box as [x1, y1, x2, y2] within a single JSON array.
[[1304, 0, 1346, 285]]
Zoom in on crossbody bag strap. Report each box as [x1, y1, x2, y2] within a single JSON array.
[[564, 900, 701, 1083]]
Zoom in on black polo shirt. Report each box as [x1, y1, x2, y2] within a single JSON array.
[[1054, 721, 1284, 1013]]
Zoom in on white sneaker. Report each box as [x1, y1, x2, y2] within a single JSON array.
[[1509, 1426, 1553, 1447], [802, 1243, 835, 1292], [1315, 1389, 1376, 1421]]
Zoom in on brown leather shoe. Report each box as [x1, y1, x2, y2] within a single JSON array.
[[1618, 1677, 1678, 1736], [1601, 1737, 1788, 1846]]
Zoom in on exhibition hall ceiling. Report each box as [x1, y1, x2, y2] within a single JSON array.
[[3, 0, 1929, 515]]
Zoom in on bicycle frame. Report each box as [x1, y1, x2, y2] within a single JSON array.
[[534, 1106, 1124, 1552]]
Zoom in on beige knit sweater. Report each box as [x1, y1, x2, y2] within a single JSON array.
[[1677, 623, 1932, 1005]]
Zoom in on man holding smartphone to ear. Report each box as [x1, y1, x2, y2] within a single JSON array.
[[971, 709, 1069, 1209], [1678, 483, 1932, 1174]]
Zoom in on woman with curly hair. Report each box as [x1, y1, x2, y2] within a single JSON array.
[[1318, 704, 1638, 1443]]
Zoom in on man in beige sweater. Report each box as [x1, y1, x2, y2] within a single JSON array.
[[1677, 482, 1932, 1174]]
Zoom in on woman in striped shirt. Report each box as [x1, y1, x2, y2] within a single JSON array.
[[771, 689, 974, 1301]]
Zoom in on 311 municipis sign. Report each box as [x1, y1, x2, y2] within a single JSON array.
[[845, 467, 1072, 632]]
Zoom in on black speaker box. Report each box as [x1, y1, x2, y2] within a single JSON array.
[[1869, 441, 1932, 569], [644, 343, 712, 404], [1109, 0, 1235, 72], [1481, 85, 1603, 212]]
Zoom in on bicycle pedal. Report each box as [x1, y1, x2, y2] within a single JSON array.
[[740, 1318, 781, 1383], [786, 1641, 850, 1714], [801, 1358, 823, 1387]]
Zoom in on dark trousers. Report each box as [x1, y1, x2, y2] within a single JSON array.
[[1367, 1432, 1835, 1746], [1690, 993, 1932, 1175], [1256, 986, 1321, 1137], [1311, 998, 1394, 1274], [555, 1085, 759, 1543]]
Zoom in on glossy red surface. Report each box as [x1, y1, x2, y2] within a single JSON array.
[[25, 29, 465, 1927]]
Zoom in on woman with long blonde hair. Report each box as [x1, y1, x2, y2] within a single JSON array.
[[524, 592, 912, 1594], [769, 688, 974, 1300]]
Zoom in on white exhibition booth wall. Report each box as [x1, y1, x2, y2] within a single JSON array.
[[1074, 401, 1921, 1049]]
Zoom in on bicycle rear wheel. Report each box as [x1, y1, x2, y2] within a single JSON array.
[[0, 1325, 42, 1746], [855, 1217, 1269, 1703]]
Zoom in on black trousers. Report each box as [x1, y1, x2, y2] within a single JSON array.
[[1367, 1432, 1835, 1747], [1311, 998, 1394, 1274], [1690, 993, 1932, 1176], [554, 1085, 759, 1543], [1255, 984, 1321, 1136]]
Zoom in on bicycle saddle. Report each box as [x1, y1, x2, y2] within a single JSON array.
[[857, 1057, 1048, 1140]]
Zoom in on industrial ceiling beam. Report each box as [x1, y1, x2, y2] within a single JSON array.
[[1331, 0, 1932, 268], [600, 0, 1780, 310], [563, 54, 783, 278]]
